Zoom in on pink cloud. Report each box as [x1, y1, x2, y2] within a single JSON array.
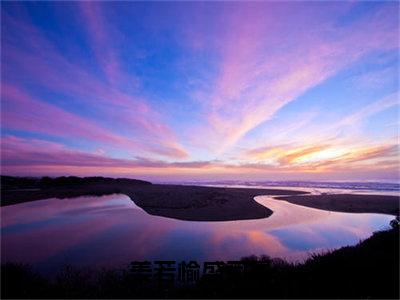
[[1, 136, 203, 172], [2, 14, 187, 159], [2, 135, 398, 180], [1, 84, 129, 146], [191, 3, 399, 153], [78, 1, 124, 86]]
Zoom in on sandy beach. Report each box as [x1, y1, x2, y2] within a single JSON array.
[[276, 194, 399, 216], [1, 176, 399, 221], [1, 178, 304, 221]]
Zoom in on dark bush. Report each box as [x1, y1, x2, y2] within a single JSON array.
[[1, 228, 398, 299]]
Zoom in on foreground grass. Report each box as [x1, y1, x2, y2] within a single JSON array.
[[1, 227, 399, 299]]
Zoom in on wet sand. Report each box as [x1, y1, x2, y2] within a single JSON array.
[[2, 179, 398, 220], [1, 182, 306, 221], [276, 194, 399, 216]]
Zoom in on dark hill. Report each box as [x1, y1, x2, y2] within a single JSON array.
[[1, 175, 152, 190]]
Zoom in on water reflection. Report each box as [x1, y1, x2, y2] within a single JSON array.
[[1, 194, 392, 272]]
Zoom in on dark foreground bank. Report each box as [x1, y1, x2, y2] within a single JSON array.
[[2, 226, 399, 299]]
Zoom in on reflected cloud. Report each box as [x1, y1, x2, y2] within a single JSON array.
[[1, 194, 392, 270]]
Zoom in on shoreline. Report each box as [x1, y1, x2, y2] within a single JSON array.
[[0, 184, 306, 221], [276, 194, 399, 217], [1, 176, 306, 221], [1, 176, 398, 220]]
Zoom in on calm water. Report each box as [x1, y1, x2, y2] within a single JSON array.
[[1, 194, 393, 273]]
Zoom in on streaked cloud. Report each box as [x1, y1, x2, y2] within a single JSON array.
[[190, 3, 398, 153], [1, 11, 187, 159], [1, 2, 398, 180], [337, 93, 399, 128], [3, 135, 398, 181]]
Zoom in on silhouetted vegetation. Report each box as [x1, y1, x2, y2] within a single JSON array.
[[2, 227, 398, 299], [1, 175, 152, 190], [0, 176, 153, 207]]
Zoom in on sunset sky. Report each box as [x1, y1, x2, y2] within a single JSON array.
[[1, 1, 399, 181]]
